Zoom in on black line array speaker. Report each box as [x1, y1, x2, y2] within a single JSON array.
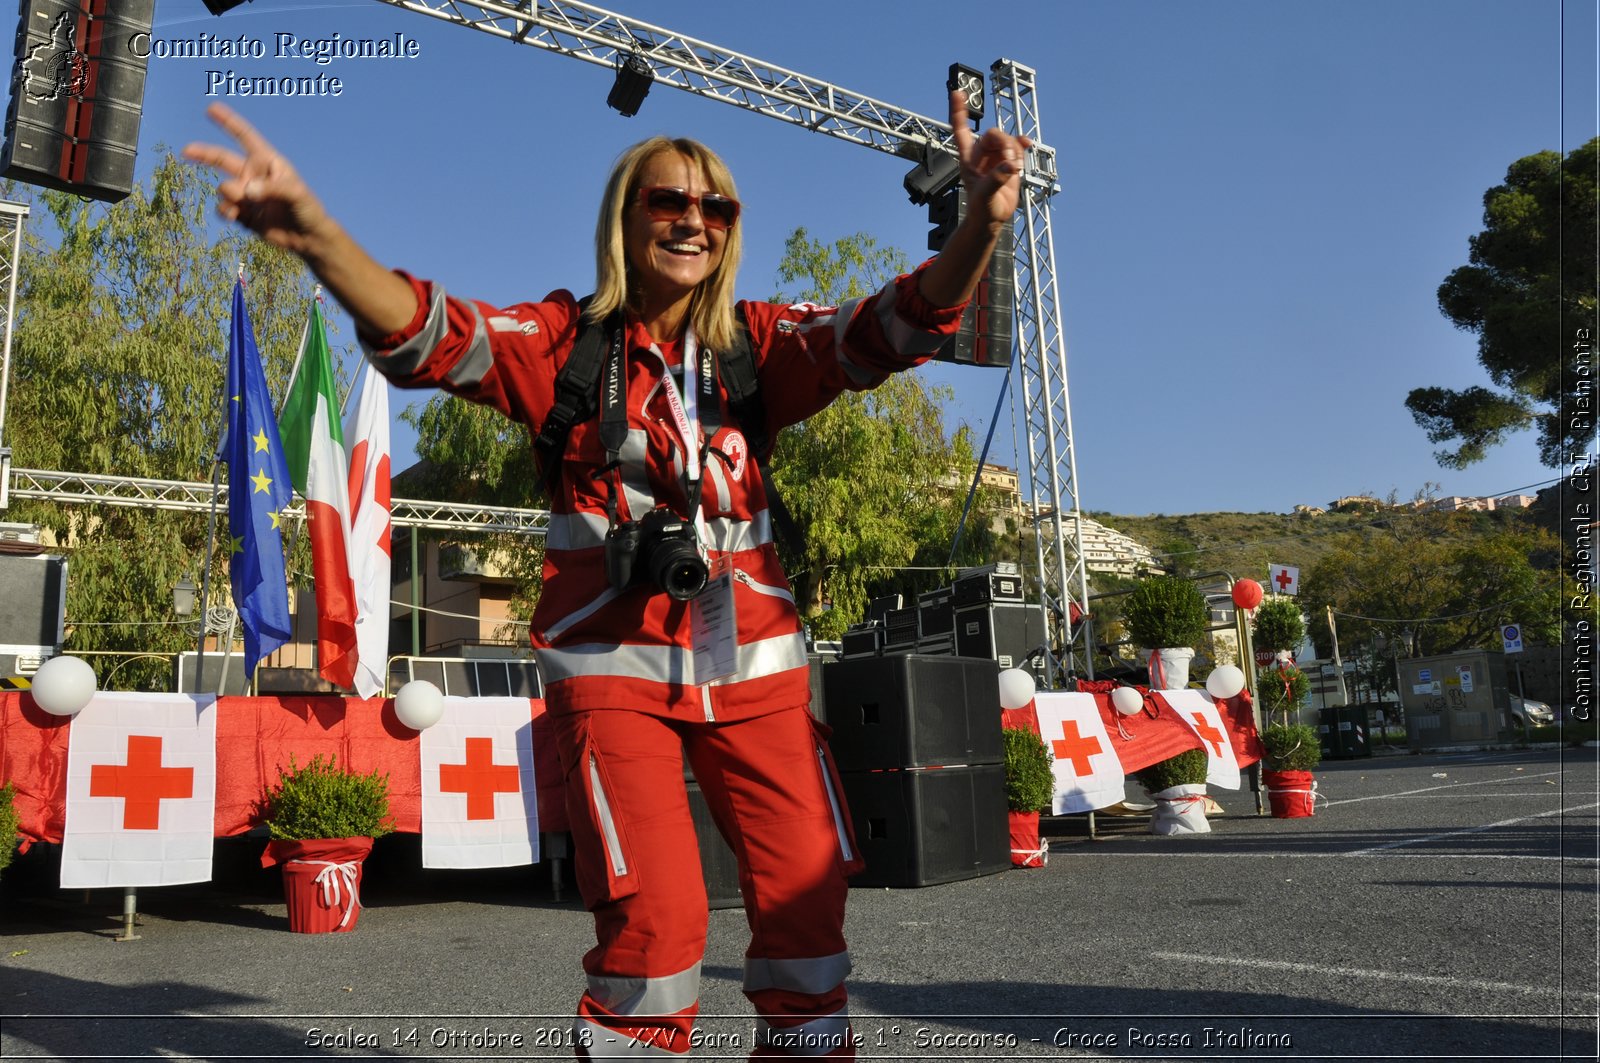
[[821, 654, 1001, 772], [0, 553, 65, 651], [842, 765, 1009, 887], [3, 0, 154, 202]]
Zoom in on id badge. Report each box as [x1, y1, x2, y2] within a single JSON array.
[[691, 555, 738, 684]]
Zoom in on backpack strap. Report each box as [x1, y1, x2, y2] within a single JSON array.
[[531, 297, 613, 495], [716, 307, 805, 561]]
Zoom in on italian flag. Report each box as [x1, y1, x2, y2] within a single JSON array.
[[279, 299, 359, 689]]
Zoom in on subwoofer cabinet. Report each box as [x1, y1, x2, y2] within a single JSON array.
[[841, 764, 1009, 888], [819, 654, 1001, 773]]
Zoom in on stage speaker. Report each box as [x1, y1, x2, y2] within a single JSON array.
[[686, 779, 742, 910], [953, 601, 1047, 671], [0, 553, 66, 652], [171, 652, 253, 695], [841, 764, 1009, 888], [821, 654, 1001, 772], [3, 0, 155, 202]]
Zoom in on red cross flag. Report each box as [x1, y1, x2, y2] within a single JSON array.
[[1159, 689, 1242, 790], [420, 697, 538, 868], [60, 692, 218, 888], [1032, 692, 1127, 814], [1269, 564, 1300, 596]]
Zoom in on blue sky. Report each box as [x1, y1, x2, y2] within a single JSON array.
[[25, 0, 1600, 516]]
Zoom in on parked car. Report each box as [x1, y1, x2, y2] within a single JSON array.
[[1508, 695, 1555, 728]]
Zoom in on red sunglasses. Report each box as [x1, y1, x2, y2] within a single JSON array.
[[636, 186, 741, 230]]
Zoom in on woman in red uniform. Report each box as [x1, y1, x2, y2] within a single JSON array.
[[186, 95, 1027, 1059]]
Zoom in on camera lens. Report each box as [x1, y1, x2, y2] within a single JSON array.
[[650, 540, 708, 601]]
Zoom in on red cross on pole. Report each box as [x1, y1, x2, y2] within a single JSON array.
[[1274, 568, 1294, 592], [89, 735, 195, 831], [1052, 719, 1104, 777], [439, 737, 521, 820], [1186, 713, 1226, 758]]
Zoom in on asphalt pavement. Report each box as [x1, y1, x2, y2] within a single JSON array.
[[2, 745, 1596, 1062]]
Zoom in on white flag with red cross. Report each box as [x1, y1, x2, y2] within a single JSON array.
[[420, 697, 538, 869], [60, 692, 218, 888], [1160, 689, 1242, 790], [1032, 692, 1128, 814], [1268, 564, 1300, 596]]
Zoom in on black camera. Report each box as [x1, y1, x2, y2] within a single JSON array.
[[604, 507, 709, 601]]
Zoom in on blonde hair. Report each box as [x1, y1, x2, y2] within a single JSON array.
[[588, 137, 743, 353]]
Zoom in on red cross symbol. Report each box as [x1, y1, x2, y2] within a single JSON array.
[[439, 737, 521, 820], [1274, 568, 1294, 592], [89, 735, 195, 831], [1052, 719, 1104, 777], [1187, 713, 1226, 758]]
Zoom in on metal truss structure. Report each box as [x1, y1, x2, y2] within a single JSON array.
[[0, 0, 1094, 679]]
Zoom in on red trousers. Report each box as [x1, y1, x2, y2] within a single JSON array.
[[555, 706, 863, 1059]]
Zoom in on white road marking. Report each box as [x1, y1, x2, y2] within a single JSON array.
[[1090, 851, 1597, 863], [1323, 771, 1565, 807], [1149, 951, 1600, 999], [1345, 802, 1600, 855]]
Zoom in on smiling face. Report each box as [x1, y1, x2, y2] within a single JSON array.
[[624, 150, 729, 326]]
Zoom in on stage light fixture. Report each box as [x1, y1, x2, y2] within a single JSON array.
[[202, 0, 252, 15], [901, 145, 960, 206], [607, 52, 653, 117], [946, 63, 984, 122]]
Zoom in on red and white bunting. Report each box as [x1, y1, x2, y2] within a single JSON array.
[[1032, 692, 1126, 814], [1159, 689, 1242, 790], [61, 692, 218, 888], [419, 697, 538, 869]]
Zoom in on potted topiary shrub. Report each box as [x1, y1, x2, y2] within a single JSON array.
[[1259, 723, 1322, 818], [1134, 747, 1211, 835], [1252, 599, 1305, 664], [1124, 574, 1210, 689], [261, 754, 395, 934], [1257, 663, 1311, 724], [0, 782, 19, 881], [1003, 727, 1055, 868]]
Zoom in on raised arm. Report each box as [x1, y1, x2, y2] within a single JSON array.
[[916, 90, 1033, 309], [183, 103, 418, 338]]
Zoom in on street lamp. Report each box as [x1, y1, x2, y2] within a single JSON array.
[[173, 574, 197, 618]]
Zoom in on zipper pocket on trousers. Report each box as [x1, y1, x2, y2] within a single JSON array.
[[589, 754, 629, 878], [816, 745, 855, 864]]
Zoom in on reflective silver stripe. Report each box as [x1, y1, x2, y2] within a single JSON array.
[[587, 961, 702, 1016], [589, 755, 628, 877], [755, 1011, 853, 1055], [877, 288, 951, 357], [817, 747, 854, 863], [540, 633, 805, 687], [446, 302, 495, 388], [573, 1018, 686, 1059], [704, 511, 771, 553], [543, 583, 625, 641], [365, 285, 450, 374], [830, 297, 875, 386], [619, 429, 656, 519], [545, 510, 611, 551], [743, 951, 852, 994]]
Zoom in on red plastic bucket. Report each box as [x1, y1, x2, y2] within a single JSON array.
[[1262, 770, 1316, 818], [265, 837, 374, 933]]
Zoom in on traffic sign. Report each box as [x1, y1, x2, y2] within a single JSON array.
[[1501, 624, 1523, 654]]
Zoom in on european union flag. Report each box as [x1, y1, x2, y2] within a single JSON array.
[[223, 279, 293, 680]]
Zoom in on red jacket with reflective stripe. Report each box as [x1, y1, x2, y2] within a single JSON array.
[[365, 264, 964, 721]]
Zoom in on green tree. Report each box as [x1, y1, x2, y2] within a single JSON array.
[[1300, 510, 1561, 660], [770, 229, 1001, 639], [1406, 138, 1598, 468], [4, 153, 322, 688]]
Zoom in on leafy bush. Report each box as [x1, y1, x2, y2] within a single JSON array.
[[264, 755, 395, 841], [1258, 664, 1311, 718], [0, 783, 19, 879], [1260, 723, 1322, 771], [1124, 575, 1209, 649], [1252, 599, 1305, 653], [1003, 728, 1055, 812], [1135, 748, 1209, 792]]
